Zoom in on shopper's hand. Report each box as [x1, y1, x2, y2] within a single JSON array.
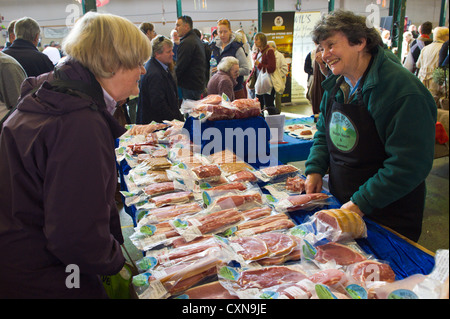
[[305, 173, 323, 194], [341, 201, 364, 217]]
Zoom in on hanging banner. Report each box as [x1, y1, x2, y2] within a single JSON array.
[[261, 11, 295, 103], [291, 11, 322, 103]]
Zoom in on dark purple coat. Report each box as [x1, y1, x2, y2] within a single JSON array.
[[0, 59, 126, 298]]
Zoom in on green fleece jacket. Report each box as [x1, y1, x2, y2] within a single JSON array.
[[304, 46, 437, 215]]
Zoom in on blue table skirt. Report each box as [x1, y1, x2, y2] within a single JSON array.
[[270, 116, 315, 164], [183, 116, 275, 168]]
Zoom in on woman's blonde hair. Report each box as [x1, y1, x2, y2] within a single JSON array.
[[62, 12, 151, 78], [433, 27, 449, 42]]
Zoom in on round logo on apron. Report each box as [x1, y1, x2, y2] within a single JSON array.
[[329, 111, 358, 152]]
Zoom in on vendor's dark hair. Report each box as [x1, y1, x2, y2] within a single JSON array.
[[312, 10, 383, 53]]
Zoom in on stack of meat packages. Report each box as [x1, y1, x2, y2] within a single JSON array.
[[116, 121, 447, 300]]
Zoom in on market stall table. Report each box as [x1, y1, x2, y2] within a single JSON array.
[[116, 152, 435, 280], [270, 116, 316, 164]]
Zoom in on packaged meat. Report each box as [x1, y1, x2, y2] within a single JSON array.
[[171, 235, 213, 248], [129, 221, 181, 251], [219, 265, 308, 295], [232, 98, 262, 119], [347, 260, 396, 285], [235, 214, 289, 233], [171, 208, 244, 242], [227, 170, 257, 183], [285, 176, 306, 193], [191, 164, 222, 182], [256, 232, 297, 258], [255, 164, 299, 183], [257, 281, 313, 299], [144, 157, 172, 171], [181, 96, 262, 121], [264, 175, 306, 201], [258, 235, 302, 266], [128, 123, 169, 135], [143, 182, 175, 196], [207, 190, 263, 211], [207, 149, 238, 164], [150, 191, 194, 207], [235, 218, 295, 237], [240, 206, 273, 220], [313, 209, 367, 241], [175, 280, 239, 299], [308, 268, 348, 287], [205, 182, 247, 193], [219, 161, 254, 176], [229, 236, 269, 261], [137, 202, 203, 226], [146, 237, 222, 268], [274, 193, 330, 213], [314, 242, 367, 266], [134, 251, 226, 299], [201, 94, 222, 105]]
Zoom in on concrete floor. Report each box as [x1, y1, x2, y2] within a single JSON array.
[[119, 99, 449, 264]]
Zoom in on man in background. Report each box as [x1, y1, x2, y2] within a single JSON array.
[[174, 15, 206, 101], [3, 17, 54, 77], [0, 52, 26, 124], [137, 36, 183, 124]]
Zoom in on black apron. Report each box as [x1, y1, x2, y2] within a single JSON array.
[[325, 60, 425, 242]]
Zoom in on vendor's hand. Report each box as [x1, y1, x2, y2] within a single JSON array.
[[305, 173, 323, 194], [341, 201, 364, 217]]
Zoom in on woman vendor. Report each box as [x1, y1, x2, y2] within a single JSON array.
[[304, 10, 436, 242]]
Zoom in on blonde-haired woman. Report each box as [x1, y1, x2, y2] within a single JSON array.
[[0, 12, 151, 298]]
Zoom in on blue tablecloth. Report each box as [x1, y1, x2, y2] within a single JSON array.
[[270, 116, 315, 164], [183, 116, 274, 168]]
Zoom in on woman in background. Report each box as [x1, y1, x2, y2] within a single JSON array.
[[207, 56, 240, 101], [209, 19, 250, 99]]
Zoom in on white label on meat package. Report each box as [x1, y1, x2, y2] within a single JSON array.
[[284, 286, 309, 299], [236, 229, 255, 237], [140, 280, 168, 299], [188, 218, 203, 227], [180, 225, 203, 242], [140, 234, 168, 250], [151, 269, 168, 280]]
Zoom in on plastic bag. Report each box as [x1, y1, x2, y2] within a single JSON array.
[[255, 70, 273, 95]]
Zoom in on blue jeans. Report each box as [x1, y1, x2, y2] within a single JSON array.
[[180, 87, 203, 101]]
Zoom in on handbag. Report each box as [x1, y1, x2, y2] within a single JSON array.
[[247, 66, 257, 90], [255, 69, 273, 95]]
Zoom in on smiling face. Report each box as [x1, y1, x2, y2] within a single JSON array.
[[318, 31, 366, 80]]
